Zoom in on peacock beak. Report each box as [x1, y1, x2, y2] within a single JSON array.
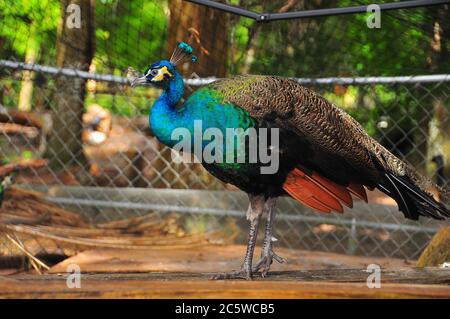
[[131, 76, 148, 87]]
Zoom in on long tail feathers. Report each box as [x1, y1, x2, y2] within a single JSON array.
[[283, 168, 367, 214], [378, 172, 449, 220], [283, 167, 449, 220]]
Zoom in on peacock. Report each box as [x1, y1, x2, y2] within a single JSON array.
[[131, 42, 450, 280]]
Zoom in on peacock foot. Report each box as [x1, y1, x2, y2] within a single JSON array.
[[253, 249, 287, 277], [212, 266, 253, 280]]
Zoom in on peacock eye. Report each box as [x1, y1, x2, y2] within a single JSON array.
[[150, 69, 159, 77]]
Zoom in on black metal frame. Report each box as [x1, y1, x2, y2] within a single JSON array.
[[184, 0, 450, 22]]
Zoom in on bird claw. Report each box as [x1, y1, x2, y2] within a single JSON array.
[[212, 267, 253, 280], [253, 250, 287, 277]]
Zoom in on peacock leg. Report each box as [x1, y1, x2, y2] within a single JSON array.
[[212, 194, 264, 280], [253, 197, 287, 277]]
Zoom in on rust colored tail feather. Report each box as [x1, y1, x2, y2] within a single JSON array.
[[347, 183, 368, 203], [307, 172, 353, 208], [283, 168, 366, 214], [283, 183, 335, 213]]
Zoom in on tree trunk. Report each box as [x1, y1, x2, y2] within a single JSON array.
[[167, 0, 228, 78], [426, 5, 449, 183], [158, 0, 229, 189], [46, 0, 95, 168], [18, 24, 39, 112]]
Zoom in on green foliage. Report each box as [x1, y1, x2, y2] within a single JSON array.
[[0, 0, 169, 116], [0, 0, 169, 74], [21, 150, 34, 159], [95, 0, 168, 73], [229, 4, 450, 77], [0, 0, 448, 165], [85, 90, 154, 116], [0, 0, 59, 62]]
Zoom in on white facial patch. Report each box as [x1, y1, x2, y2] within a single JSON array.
[[148, 66, 173, 82], [145, 68, 157, 77]]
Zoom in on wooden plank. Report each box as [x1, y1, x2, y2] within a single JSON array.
[[0, 123, 39, 138], [24, 268, 450, 285], [2, 245, 448, 298], [1, 270, 449, 299], [47, 245, 414, 274], [0, 109, 47, 130], [0, 160, 47, 179], [3, 244, 448, 298]]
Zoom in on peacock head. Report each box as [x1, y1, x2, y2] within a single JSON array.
[[131, 42, 197, 89]]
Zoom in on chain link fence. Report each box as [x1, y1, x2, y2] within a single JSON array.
[[1, 63, 449, 260], [1, 0, 449, 261]]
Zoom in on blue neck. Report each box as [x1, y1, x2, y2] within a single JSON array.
[[149, 71, 186, 146]]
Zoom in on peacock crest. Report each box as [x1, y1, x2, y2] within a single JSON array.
[[169, 41, 197, 66]]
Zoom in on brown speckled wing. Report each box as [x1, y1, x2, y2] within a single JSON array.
[[208, 75, 447, 202]]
